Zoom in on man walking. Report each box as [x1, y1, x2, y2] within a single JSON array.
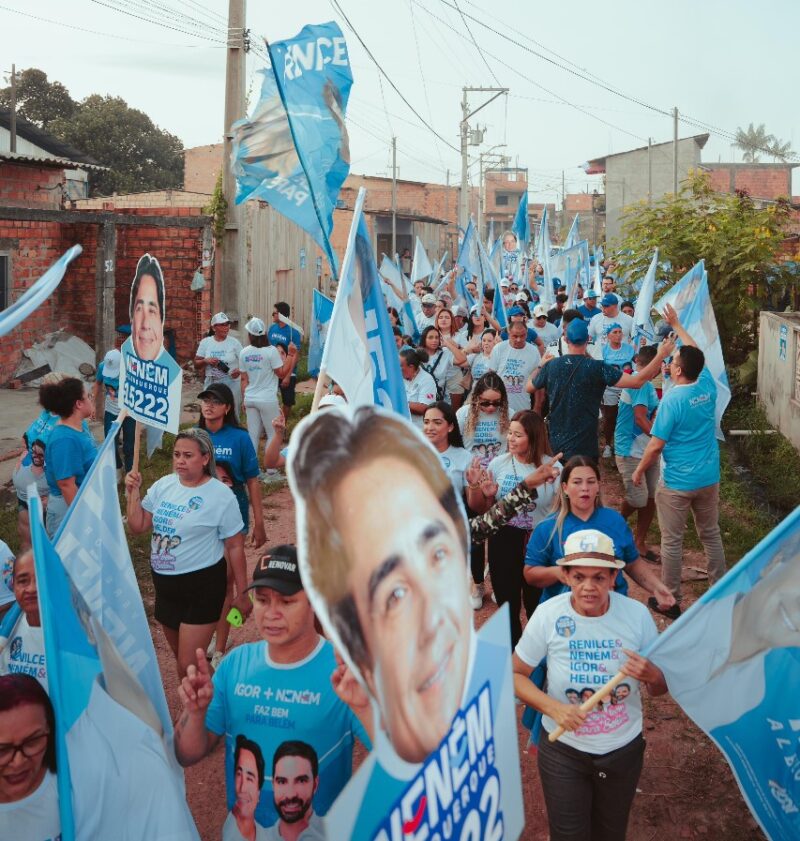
[[632, 304, 726, 619]]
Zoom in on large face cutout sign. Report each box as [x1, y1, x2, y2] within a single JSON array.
[[288, 405, 473, 764], [119, 253, 183, 433]]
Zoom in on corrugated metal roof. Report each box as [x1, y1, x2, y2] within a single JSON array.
[[0, 150, 108, 171]]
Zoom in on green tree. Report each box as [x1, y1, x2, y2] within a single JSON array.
[[766, 137, 795, 163], [614, 170, 796, 362], [51, 95, 183, 195], [733, 123, 774, 163], [0, 68, 76, 130]]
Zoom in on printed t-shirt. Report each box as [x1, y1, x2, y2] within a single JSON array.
[[598, 343, 636, 406], [456, 405, 507, 467], [239, 345, 283, 403], [651, 367, 719, 491], [615, 382, 659, 458], [25, 410, 58, 447], [206, 637, 366, 829], [0, 614, 47, 691], [488, 340, 541, 415], [488, 454, 562, 531], [206, 425, 260, 485], [0, 541, 14, 607], [13, 461, 50, 504], [95, 360, 121, 415], [141, 474, 243, 574], [535, 355, 622, 460], [44, 424, 97, 497], [438, 445, 472, 497], [525, 508, 639, 603], [197, 335, 244, 384], [588, 311, 634, 349], [404, 369, 437, 427], [515, 591, 658, 753], [0, 769, 60, 841], [468, 352, 492, 382], [268, 322, 302, 373]]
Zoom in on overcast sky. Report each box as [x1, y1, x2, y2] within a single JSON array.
[[2, 0, 798, 202]]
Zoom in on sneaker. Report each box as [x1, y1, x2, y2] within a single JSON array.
[[647, 596, 681, 620], [602, 445, 612, 458], [210, 651, 224, 670], [470, 583, 484, 610]]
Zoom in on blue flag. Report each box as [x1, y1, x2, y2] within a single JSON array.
[[632, 249, 658, 346], [379, 254, 419, 343], [655, 260, 731, 437], [512, 191, 530, 251], [564, 214, 580, 249], [308, 288, 334, 378], [231, 22, 352, 275], [644, 507, 800, 841], [457, 218, 481, 283], [0, 245, 81, 337], [321, 188, 409, 416]]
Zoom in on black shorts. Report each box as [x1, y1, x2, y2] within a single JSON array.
[[280, 374, 297, 407], [151, 558, 227, 629]]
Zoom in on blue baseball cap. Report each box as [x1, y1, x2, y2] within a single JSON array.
[[506, 306, 526, 319], [586, 290, 598, 299], [600, 293, 618, 307], [566, 319, 589, 344]]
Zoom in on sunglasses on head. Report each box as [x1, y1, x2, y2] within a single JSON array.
[[478, 399, 502, 408]]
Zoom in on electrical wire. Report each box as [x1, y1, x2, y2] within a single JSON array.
[[88, 0, 226, 43], [449, 0, 502, 86]]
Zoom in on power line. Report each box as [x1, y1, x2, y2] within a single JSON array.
[[88, 0, 226, 43], [329, 0, 460, 153], [449, 0, 502, 87]]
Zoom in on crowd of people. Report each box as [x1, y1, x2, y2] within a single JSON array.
[[0, 241, 732, 841]]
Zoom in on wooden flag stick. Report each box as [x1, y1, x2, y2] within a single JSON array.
[[548, 671, 628, 743], [131, 420, 143, 474], [311, 367, 331, 414]]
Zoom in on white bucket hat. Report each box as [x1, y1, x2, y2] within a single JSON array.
[[557, 530, 624, 569]]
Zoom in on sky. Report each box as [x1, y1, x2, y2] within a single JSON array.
[[1, 0, 798, 203]]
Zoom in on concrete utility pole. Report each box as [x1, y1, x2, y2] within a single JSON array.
[[647, 137, 652, 204], [9, 64, 16, 153], [672, 107, 679, 195], [220, 0, 247, 321], [459, 86, 508, 231], [391, 136, 397, 258]]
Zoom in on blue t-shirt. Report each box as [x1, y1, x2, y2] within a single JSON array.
[[205, 425, 259, 486], [44, 424, 97, 496], [615, 382, 659, 458], [268, 322, 302, 373], [525, 508, 639, 602], [205, 638, 367, 828], [534, 355, 622, 460], [577, 303, 601, 320], [95, 361, 121, 415], [25, 410, 59, 448], [651, 367, 719, 491]]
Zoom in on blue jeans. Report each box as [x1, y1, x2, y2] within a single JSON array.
[[537, 731, 645, 841], [104, 411, 136, 472]]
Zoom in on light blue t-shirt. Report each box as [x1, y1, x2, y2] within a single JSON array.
[[615, 382, 659, 458], [206, 638, 367, 829], [44, 424, 97, 496], [205, 424, 260, 485], [95, 361, 121, 415], [525, 508, 639, 602], [651, 367, 719, 491]]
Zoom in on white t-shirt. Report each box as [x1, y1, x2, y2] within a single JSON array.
[[142, 474, 243, 574], [263, 813, 326, 841], [415, 311, 436, 332], [222, 811, 270, 840], [587, 312, 634, 350], [0, 614, 47, 691], [197, 335, 244, 384], [456, 405, 507, 467], [239, 345, 283, 403], [488, 454, 561, 531], [438, 445, 472, 497], [0, 540, 14, 607], [488, 341, 541, 415], [468, 352, 492, 382], [423, 347, 454, 390], [530, 319, 559, 346], [404, 369, 437, 427], [0, 770, 60, 841], [515, 591, 658, 754]]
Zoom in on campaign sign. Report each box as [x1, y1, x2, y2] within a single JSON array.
[[287, 405, 524, 840], [118, 254, 183, 433]]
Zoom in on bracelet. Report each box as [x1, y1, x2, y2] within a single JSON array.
[[467, 482, 481, 490]]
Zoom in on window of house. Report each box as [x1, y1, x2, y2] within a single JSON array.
[[495, 194, 509, 206], [0, 254, 9, 311]]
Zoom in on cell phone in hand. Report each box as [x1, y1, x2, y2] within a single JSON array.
[[217, 360, 230, 374]]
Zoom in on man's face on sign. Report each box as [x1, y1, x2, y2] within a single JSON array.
[[234, 748, 261, 820], [332, 455, 471, 763], [273, 755, 317, 825], [132, 273, 163, 361]]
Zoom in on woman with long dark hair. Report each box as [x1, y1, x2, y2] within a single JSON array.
[[423, 401, 472, 497]]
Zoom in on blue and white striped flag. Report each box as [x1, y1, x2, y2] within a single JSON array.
[[322, 188, 409, 416], [308, 288, 334, 378]]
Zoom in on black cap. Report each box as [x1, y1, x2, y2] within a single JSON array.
[[246, 545, 303, 595], [198, 382, 235, 404]]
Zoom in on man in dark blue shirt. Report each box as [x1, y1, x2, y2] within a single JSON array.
[[577, 289, 601, 321], [268, 301, 302, 419]]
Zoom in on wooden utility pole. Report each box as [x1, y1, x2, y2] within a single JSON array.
[[220, 0, 247, 322], [673, 107, 679, 195], [391, 136, 397, 258], [9, 64, 16, 153]]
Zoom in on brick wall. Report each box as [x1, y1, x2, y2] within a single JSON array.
[[0, 163, 63, 208], [704, 164, 793, 200], [183, 144, 223, 194]]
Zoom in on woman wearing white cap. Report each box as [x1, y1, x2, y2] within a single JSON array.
[[513, 528, 667, 841], [195, 313, 244, 418], [238, 317, 298, 460]]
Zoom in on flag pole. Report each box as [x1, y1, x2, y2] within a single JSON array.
[[131, 421, 142, 474], [548, 672, 628, 743], [311, 369, 331, 413]]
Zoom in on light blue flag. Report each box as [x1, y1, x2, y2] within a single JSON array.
[[632, 249, 658, 346], [592, 246, 603, 295], [489, 236, 502, 279], [429, 250, 449, 293], [231, 22, 352, 275], [0, 245, 81, 337], [512, 191, 530, 251], [644, 506, 800, 841], [492, 284, 508, 330], [487, 219, 495, 251], [379, 254, 418, 342], [321, 188, 409, 416], [308, 288, 334, 378], [655, 260, 731, 437], [455, 271, 476, 311], [457, 218, 481, 282], [564, 214, 580, 249], [551, 240, 590, 306]]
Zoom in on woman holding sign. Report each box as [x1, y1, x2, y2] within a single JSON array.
[[512, 529, 667, 841], [124, 428, 250, 677]]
